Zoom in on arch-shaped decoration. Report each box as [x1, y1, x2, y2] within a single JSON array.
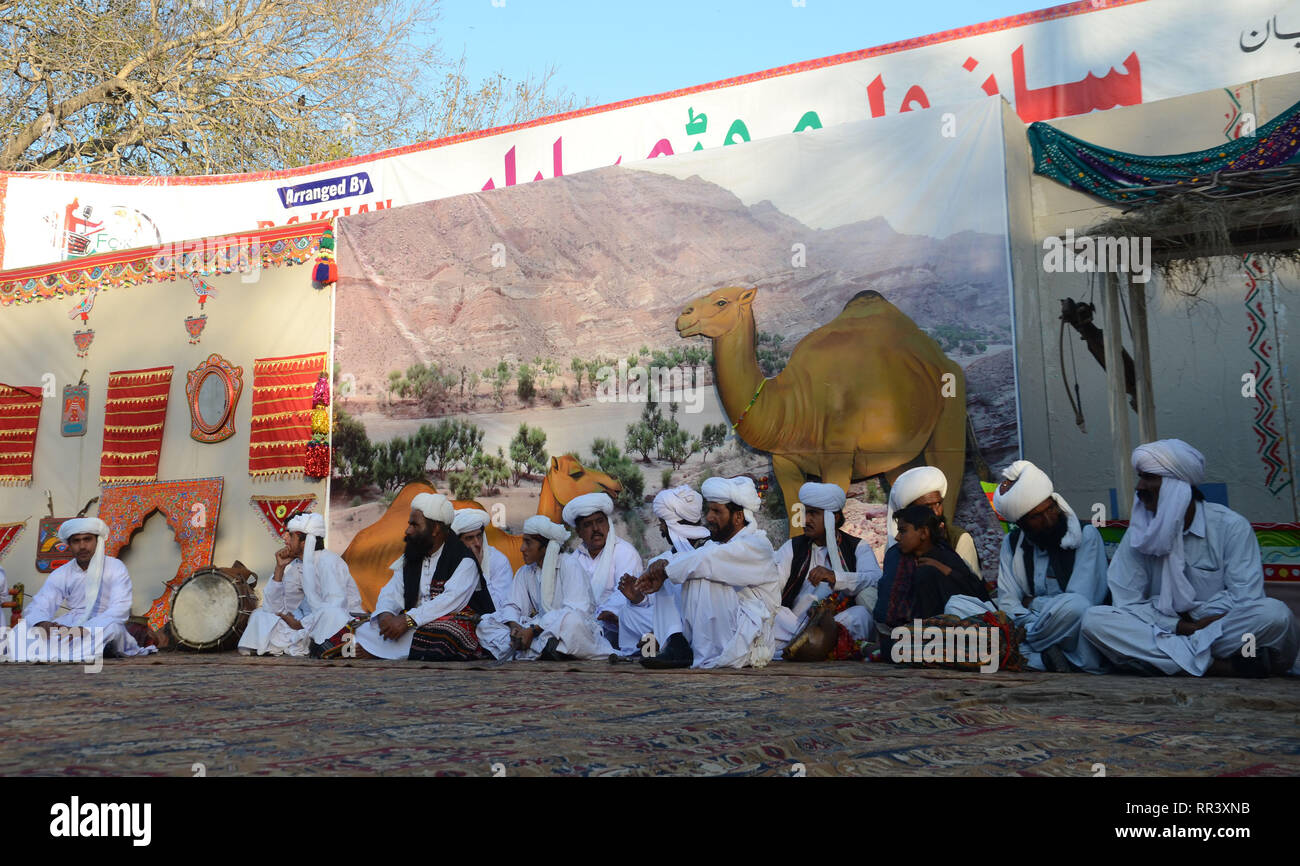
[[99, 476, 223, 630], [186, 354, 243, 443]]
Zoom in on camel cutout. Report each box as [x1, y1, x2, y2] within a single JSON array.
[[342, 454, 621, 610], [677, 286, 973, 532]]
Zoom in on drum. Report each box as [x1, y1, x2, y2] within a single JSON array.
[[169, 566, 259, 652], [782, 596, 840, 662]]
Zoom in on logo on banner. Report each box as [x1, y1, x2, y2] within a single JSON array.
[[277, 172, 373, 208]]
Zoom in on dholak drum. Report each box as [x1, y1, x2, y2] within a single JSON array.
[[170, 566, 259, 652]]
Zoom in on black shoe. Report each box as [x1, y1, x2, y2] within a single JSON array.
[[1230, 647, 1272, 679], [640, 633, 693, 669], [308, 641, 325, 659], [538, 637, 576, 662], [1042, 645, 1072, 673]]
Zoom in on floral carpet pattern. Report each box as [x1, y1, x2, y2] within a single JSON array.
[[1, 657, 1297, 776]]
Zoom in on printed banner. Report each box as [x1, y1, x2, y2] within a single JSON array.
[[4, 0, 1300, 269]]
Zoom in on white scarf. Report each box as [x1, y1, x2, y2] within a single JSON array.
[[1129, 439, 1206, 617]]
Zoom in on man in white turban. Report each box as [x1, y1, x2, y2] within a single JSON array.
[[11, 517, 154, 662], [772, 482, 882, 657], [635, 476, 780, 669], [875, 466, 981, 630], [353, 491, 495, 661], [239, 512, 365, 658], [451, 507, 514, 612], [992, 460, 1107, 673], [1082, 439, 1300, 676], [556, 492, 646, 658], [477, 515, 573, 660]]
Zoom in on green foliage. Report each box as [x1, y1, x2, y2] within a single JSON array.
[[570, 356, 586, 392], [516, 362, 536, 403], [756, 331, 790, 377], [448, 470, 481, 501], [587, 441, 644, 512], [698, 422, 727, 462], [509, 423, 549, 484], [928, 324, 994, 354], [472, 447, 511, 491], [625, 420, 656, 462], [660, 466, 674, 488], [485, 360, 512, 407], [659, 424, 693, 469], [332, 408, 375, 492]]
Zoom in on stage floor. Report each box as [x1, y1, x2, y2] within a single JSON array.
[[2, 655, 1297, 776]]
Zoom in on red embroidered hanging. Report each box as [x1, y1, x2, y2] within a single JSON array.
[[0, 519, 27, 562], [248, 352, 326, 478], [0, 384, 42, 486], [100, 366, 173, 484], [249, 494, 318, 541]]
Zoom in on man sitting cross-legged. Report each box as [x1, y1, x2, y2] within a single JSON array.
[[773, 481, 882, 657], [560, 493, 645, 656], [352, 492, 495, 661], [9, 517, 155, 661], [992, 460, 1108, 673], [476, 515, 572, 660], [635, 476, 781, 669], [1082, 439, 1300, 677]]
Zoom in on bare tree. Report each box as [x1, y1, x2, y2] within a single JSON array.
[[0, 0, 589, 174]]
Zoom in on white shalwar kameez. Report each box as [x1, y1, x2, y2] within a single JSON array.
[[12, 557, 154, 661], [653, 524, 780, 669], [239, 560, 310, 656], [772, 538, 881, 653], [1083, 501, 1300, 675], [996, 524, 1109, 673], [567, 534, 645, 655], [353, 546, 480, 660], [477, 558, 568, 660], [482, 546, 515, 612]]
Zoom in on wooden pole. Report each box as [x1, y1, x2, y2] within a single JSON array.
[[1127, 271, 1158, 443], [1104, 272, 1135, 518]]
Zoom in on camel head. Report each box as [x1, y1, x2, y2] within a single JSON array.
[[548, 454, 622, 505], [676, 286, 757, 338]]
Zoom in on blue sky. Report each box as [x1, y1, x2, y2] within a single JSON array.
[[435, 0, 1055, 107]]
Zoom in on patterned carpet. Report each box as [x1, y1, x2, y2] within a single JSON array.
[[1, 656, 1297, 776]]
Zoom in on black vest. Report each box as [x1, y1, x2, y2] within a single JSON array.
[[1007, 527, 1076, 592], [403, 535, 496, 616], [781, 532, 858, 609]]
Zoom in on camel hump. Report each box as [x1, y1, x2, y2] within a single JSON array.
[[839, 290, 896, 318]]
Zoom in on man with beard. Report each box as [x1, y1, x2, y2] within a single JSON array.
[[451, 507, 515, 612], [560, 493, 645, 656], [1082, 439, 1300, 677], [635, 476, 780, 669], [773, 482, 882, 656], [352, 492, 494, 661], [992, 461, 1107, 673], [611, 485, 711, 660]]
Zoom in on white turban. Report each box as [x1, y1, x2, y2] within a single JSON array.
[[885, 466, 948, 546], [287, 512, 326, 537], [523, 515, 569, 610], [451, 508, 490, 536], [286, 511, 334, 641], [411, 491, 455, 526], [653, 486, 711, 554], [1127, 439, 1206, 617], [993, 460, 1081, 550], [798, 481, 849, 576], [58, 517, 109, 626], [701, 476, 761, 526], [562, 492, 614, 528]]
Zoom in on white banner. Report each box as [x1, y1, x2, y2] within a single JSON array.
[[3, 0, 1300, 270]]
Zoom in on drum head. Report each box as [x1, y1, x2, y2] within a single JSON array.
[[171, 570, 240, 647]]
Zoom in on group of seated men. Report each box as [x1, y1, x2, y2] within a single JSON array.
[[3, 437, 1298, 677]]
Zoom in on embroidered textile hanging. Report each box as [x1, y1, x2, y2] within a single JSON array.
[[99, 476, 223, 631], [0, 384, 41, 486], [100, 366, 173, 484], [249, 494, 318, 541], [1028, 95, 1300, 203], [0, 519, 26, 562], [248, 352, 326, 478]]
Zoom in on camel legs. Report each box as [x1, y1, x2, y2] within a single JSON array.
[[923, 372, 969, 530], [771, 453, 808, 537]]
